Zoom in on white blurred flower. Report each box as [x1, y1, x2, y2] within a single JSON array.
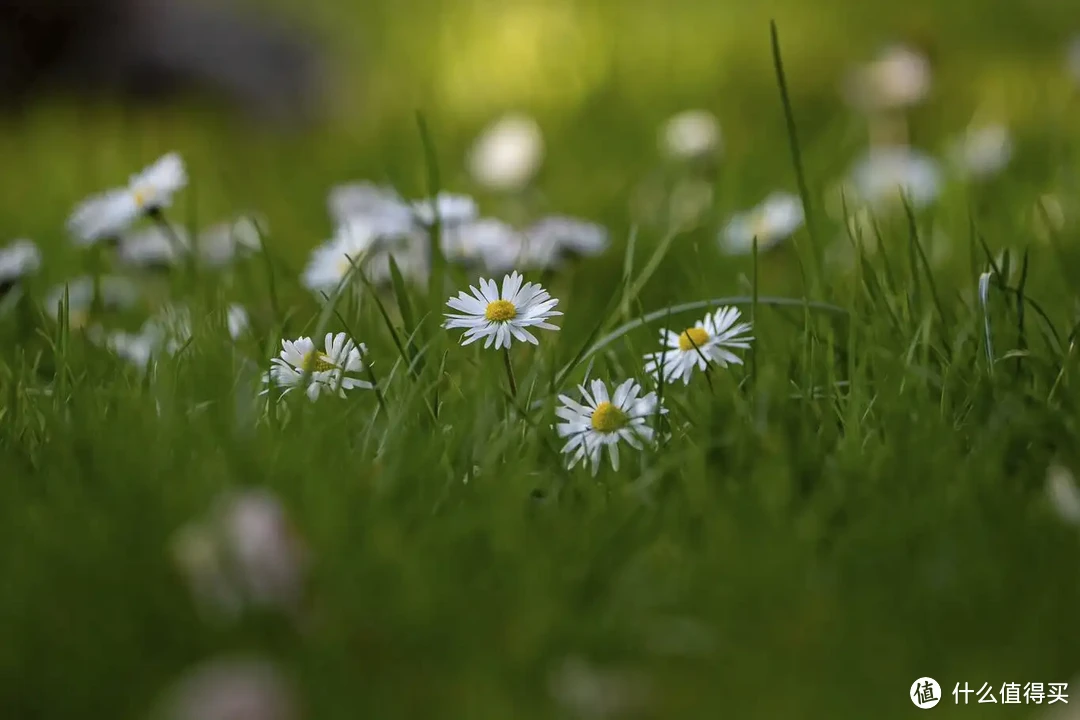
[[67, 153, 187, 245], [1068, 37, 1080, 85], [362, 232, 431, 286], [301, 219, 380, 297], [844, 44, 931, 112], [443, 271, 561, 350], [1047, 465, 1080, 526], [411, 192, 478, 227], [327, 182, 416, 233], [555, 379, 666, 476], [330, 181, 478, 233], [0, 239, 41, 286], [198, 215, 265, 267], [93, 327, 157, 370], [949, 124, 1013, 179], [549, 657, 651, 720], [468, 113, 545, 191], [117, 224, 192, 268], [263, 332, 372, 402], [145, 304, 194, 354], [720, 192, 804, 254], [849, 147, 942, 210], [525, 216, 609, 260], [172, 489, 309, 621], [152, 656, 298, 720], [45, 275, 140, 328], [227, 305, 250, 340], [440, 218, 528, 274], [660, 110, 722, 161]]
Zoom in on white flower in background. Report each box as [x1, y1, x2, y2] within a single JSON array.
[[227, 304, 250, 340], [301, 219, 380, 297], [146, 304, 194, 354], [524, 216, 610, 261], [467, 112, 545, 191], [443, 271, 562, 350], [440, 219, 527, 273], [720, 192, 804, 254], [116, 224, 192, 268], [94, 327, 157, 370], [643, 306, 754, 385], [555, 379, 666, 475], [198, 215, 265, 267], [45, 275, 140, 328], [329, 182, 478, 234], [949, 124, 1013, 179], [1047, 465, 1080, 526], [411, 192, 478, 228], [549, 657, 652, 720], [660, 110, 722, 161], [67, 152, 187, 245], [361, 231, 431, 286], [1068, 37, 1080, 85], [849, 147, 942, 209], [152, 656, 299, 720], [263, 332, 372, 402], [327, 182, 416, 233], [0, 239, 41, 286], [844, 44, 931, 112]]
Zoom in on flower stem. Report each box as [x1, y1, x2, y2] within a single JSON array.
[[502, 347, 518, 399]]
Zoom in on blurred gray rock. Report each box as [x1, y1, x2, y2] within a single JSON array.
[[0, 0, 327, 123]]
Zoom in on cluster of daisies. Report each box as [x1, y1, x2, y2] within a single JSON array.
[[269, 267, 753, 475]]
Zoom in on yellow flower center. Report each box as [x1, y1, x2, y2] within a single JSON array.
[[133, 187, 149, 209], [591, 401, 629, 433], [302, 351, 337, 373], [678, 326, 710, 352], [484, 299, 517, 322], [751, 212, 773, 240]]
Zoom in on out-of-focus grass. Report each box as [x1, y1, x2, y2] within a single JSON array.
[[2, 2, 1080, 719]]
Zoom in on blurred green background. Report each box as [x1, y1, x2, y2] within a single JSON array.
[[3, 0, 1079, 267]]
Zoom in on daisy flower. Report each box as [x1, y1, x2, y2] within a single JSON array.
[[45, 275, 140, 328], [643, 306, 753, 385], [263, 332, 372, 402], [660, 110, 722, 161], [327, 182, 417, 234], [467, 113, 545, 192], [443, 271, 562, 350], [849, 147, 942, 210], [523, 216, 610, 262], [948, 124, 1013, 180], [411, 192, 478, 228], [328, 182, 478, 234], [555, 378, 667, 475], [198, 214, 265, 267], [227, 304, 250, 340], [0, 239, 41, 289], [720, 192, 804, 254], [843, 44, 931, 113], [440, 219, 528, 274], [87, 325, 158, 371], [67, 152, 188, 245], [301, 219, 380, 296], [116, 224, 192, 268]]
